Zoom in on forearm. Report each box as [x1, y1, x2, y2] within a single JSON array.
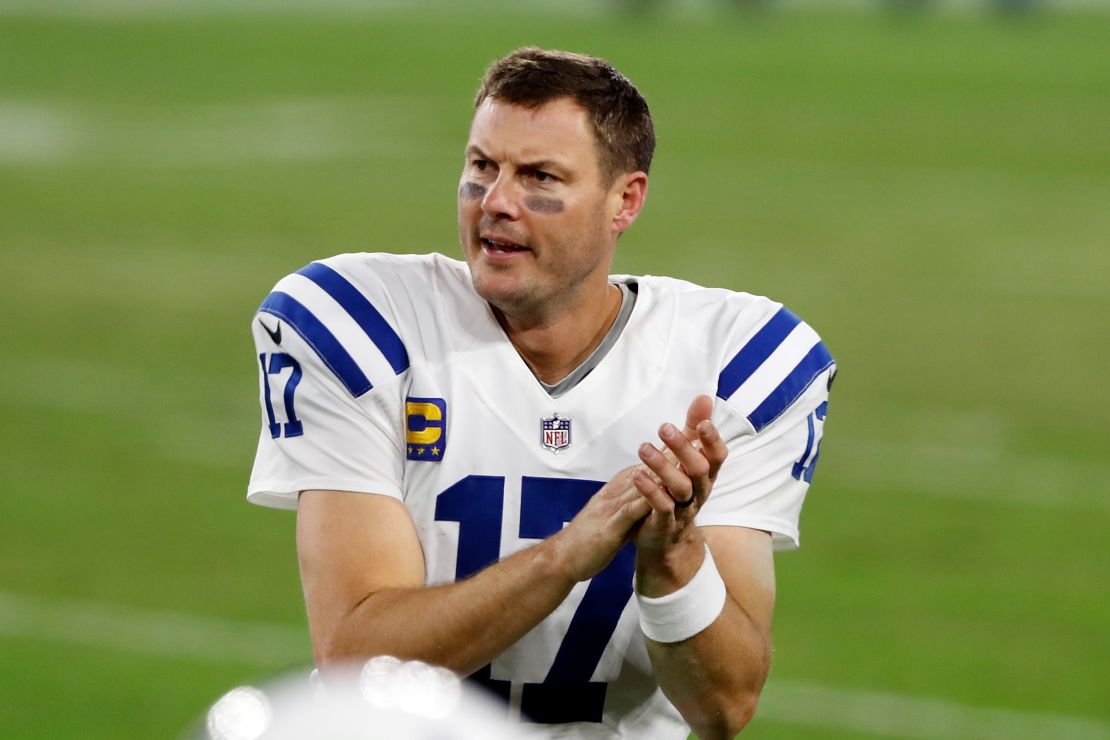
[[302, 469, 651, 677], [636, 537, 772, 739], [645, 600, 770, 739], [320, 537, 575, 674]]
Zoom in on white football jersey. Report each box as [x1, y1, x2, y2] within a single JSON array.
[[248, 252, 834, 739]]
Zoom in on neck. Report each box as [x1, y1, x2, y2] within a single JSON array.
[[494, 281, 622, 385]]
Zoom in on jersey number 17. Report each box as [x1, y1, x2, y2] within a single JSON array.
[[435, 475, 633, 724]]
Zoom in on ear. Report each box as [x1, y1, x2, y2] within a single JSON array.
[[608, 171, 649, 235]]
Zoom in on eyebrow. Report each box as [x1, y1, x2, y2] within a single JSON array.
[[465, 146, 565, 173], [520, 160, 561, 173]]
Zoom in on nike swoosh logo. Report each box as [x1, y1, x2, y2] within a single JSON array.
[[260, 318, 282, 345]]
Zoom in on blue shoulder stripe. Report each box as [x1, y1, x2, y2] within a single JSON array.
[[747, 341, 834, 432], [259, 291, 373, 397], [716, 307, 801, 401], [297, 262, 410, 375]]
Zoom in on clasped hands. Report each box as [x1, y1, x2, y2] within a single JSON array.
[[550, 395, 728, 597]]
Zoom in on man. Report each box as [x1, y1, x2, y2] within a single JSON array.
[[248, 48, 834, 739]]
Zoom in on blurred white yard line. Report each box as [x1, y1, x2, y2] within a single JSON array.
[[0, 352, 252, 469], [0, 591, 308, 666], [0, 101, 76, 164], [0, 353, 243, 420], [838, 436, 1110, 514], [0, 97, 421, 166], [1, 590, 1107, 739], [0, 0, 607, 19], [0, 0, 419, 18], [758, 679, 1110, 740]]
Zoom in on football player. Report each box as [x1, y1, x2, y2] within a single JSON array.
[[248, 47, 834, 740]]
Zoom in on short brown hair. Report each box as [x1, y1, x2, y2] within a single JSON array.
[[474, 47, 655, 181]]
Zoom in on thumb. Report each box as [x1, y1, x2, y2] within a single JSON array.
[[682, 394, 714, 442]]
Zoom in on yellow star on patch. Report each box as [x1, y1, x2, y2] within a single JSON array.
[[417, 447, 425, 455], [431, 445, 440, 456], [407, 446, 413, 455]]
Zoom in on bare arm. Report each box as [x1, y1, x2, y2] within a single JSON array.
[[632, 396, 776, 739], [640, 527, 774, 739], [297, 467, 651, 675]]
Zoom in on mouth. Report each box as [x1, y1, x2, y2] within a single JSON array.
[[479, 235, 531, 256]]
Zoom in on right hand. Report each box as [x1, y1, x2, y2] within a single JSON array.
[[548, 465, 653, 583]]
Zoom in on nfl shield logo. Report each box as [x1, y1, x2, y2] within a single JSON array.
[[541, 414, 572, 453]]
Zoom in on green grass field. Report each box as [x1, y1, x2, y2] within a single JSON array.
[[2, 3, 1108, 738]]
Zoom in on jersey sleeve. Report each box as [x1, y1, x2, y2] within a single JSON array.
[[697, 303, 835, 550], [246, 256, 411, 510]]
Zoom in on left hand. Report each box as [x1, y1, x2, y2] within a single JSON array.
[[631, 395, 729, 592]]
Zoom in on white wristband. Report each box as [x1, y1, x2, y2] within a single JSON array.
[[636, 544, 728, 644]]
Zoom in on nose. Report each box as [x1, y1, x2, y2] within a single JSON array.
[[481, 173, 522, 220]]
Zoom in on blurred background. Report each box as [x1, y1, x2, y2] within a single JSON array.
[[1, 1, 1108, 738]]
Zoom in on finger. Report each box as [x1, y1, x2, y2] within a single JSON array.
[[606, 484, 652, 535], [671, 491, 696, 510], [632, 467, 676, 516], [659, 422, 710, 484], [695, 419, 729, 482], [638, 442, 694, 506], [617, 475, 652, 506], [602, 465, 650, 502], [621, 491, 654, 523], [681, 395, 715, 442]]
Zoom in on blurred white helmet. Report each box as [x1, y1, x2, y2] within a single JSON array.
[[198, 656, 533, 740]]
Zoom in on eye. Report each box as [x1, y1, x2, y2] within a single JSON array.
[[532, 170, 556, 183], [472, 159, 488, 172]]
